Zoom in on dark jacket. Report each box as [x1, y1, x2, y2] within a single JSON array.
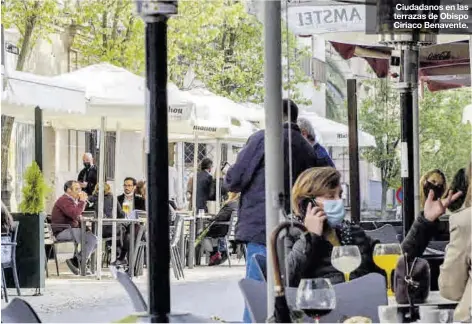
[[89, 194, 125, 219], [196, 170, 213, 213], [77, 165, 98, 196], [117, 193, 146, 211], [313, 143, 335, 168], [51, 195, 86, 234], [207, 199, 239, 238], [224, 123, 320, 245], [286, 214, 437, 287]]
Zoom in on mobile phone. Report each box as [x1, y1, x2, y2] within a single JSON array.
[[299, 198, 318, 219], [221, 162, 231, 174]]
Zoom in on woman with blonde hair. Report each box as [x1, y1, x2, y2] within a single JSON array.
[[89, 183, 126, 238], [438, 161, 470, 322], [419, 169, 447, 209], [286, 167, 462, 287]]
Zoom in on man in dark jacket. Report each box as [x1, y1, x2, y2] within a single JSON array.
[[297, 117, 335, 168], [224, 99, 321, 322], [77, 153, 98, 197], [195, 158, 214, 213], [117, 177, 146, 215]]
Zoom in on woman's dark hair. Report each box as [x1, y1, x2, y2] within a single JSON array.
[[448, 168, 468, 212], [282, 98, 299, 123], [200, 158, 213, 171], [124, 177, 137, 186]]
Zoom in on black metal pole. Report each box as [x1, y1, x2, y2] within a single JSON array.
[[145, 17, 170, 323], [399, 47, 417, 237], [34, 106, 43, 171], [347, 79, 361, 224]]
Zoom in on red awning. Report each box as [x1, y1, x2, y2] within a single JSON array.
[[328, 39, 470, 92]]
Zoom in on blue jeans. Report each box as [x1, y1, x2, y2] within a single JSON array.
[[243, 242, 267, 323]]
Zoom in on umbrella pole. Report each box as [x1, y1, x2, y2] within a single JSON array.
[[96, 116, 106, 280], [215, 139, 221, 213], [399, 45, 418, 237], [189, 133, 199, 269], [263, 0, 283, 317], [145, 17, 171, 323], [111, 121, 121, 262]]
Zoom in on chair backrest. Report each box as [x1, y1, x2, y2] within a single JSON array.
[[171, 215, 184, 247], [10, 221, 19, 244], [365, 224, 399, 244], [239, 273, 388, 323], [228, 213, 238, 241], [1, 298, 42, 323], [82, 211, 96, 218], [44, 223, 54, 245], [114, 269, 148, 312]]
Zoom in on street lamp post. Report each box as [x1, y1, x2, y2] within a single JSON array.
[[135, 1, 177, 322]]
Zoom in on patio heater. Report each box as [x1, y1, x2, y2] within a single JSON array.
[[135, 1, 176, 322], [377, 0, 437, 236]]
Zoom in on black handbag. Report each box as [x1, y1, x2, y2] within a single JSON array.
[[394, 253, 431, 321]]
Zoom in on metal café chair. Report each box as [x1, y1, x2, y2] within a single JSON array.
[[2, 221, 21, 301], [1, 297, 42, 323]]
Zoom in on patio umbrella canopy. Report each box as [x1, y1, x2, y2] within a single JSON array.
[[299, 112, 376, 147], [1, 67, 86, 118]]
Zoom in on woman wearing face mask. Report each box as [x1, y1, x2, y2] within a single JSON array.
[[286, 167, 461, 287], [419, 169, 447, 210]]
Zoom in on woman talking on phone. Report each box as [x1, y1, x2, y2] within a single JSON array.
[[286, 167, 462, 287]]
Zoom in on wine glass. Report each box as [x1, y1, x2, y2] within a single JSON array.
[[296, 278, 336, 323], [331, 245, 362, 282], [373, 243, 402, 296]]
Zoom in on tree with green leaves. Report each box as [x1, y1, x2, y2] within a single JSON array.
[[358, 79, 401, 216], [168, 0, 311, 105], [419, 88, 471, 181], [1, 0, 60, 205], [64, 0, 146, 74], [326, 55, 347, 123]]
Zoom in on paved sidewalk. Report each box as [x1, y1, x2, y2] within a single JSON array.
[[2, 264, 246, 323]]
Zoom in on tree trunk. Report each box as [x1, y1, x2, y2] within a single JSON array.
[[1, 1, 40, 206], [380, 180, 388, 220]]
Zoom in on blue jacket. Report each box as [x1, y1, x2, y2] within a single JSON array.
[[224, 123, 323, 245], [313, 143, 335, 168]]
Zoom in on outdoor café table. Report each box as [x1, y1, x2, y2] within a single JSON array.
[[383, 291, 457, 323], [183, 214, 213, 268], [79, 217, 146, 277]]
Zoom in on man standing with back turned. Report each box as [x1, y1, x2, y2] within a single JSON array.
[[297, 117, 335, 168], [224, 99, 323, 322]]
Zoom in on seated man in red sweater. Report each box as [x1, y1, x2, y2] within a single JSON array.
[[51, 180, 97, 275]]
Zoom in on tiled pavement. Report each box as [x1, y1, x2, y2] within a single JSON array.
[[2, 261, 246, 323]]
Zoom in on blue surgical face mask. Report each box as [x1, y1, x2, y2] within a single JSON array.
[[323, 199, 346, 227]]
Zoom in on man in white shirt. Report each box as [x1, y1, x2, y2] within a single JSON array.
[[169, 165, 182, 210]]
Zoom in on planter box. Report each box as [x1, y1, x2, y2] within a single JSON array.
[[5, 213, 45, 289]]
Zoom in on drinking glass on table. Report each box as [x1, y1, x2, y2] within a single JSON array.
[[331, 245, 361, 282], [373, 243, 402, 296], [296, 278, 336, 324], [123, 201, 131, 216]]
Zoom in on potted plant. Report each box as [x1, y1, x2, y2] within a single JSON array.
[[7, 161, 50, 290]]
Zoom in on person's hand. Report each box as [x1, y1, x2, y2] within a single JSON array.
[[304, 203, 326, 236], [78, 192, 88, 202], [424, 189, 463, 222]]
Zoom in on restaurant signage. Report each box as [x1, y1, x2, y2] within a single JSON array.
[[285, 4, 366, 35]]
